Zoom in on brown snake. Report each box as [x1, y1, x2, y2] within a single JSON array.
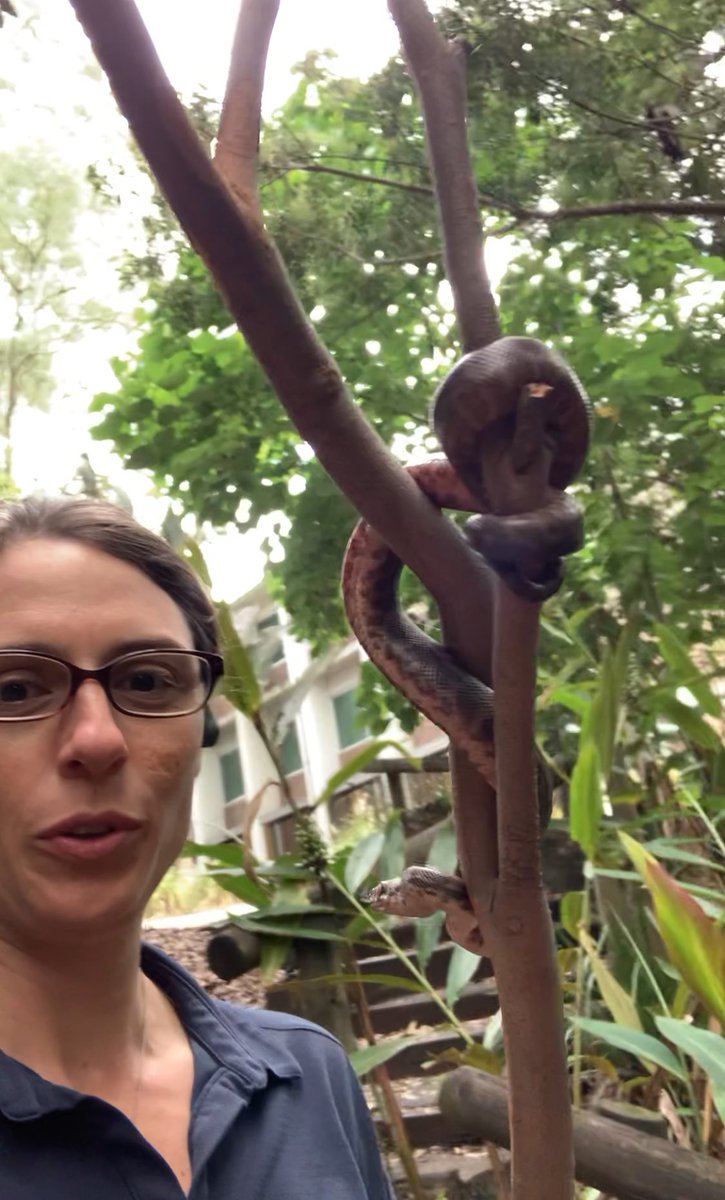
[[341, 337, 591, 951]]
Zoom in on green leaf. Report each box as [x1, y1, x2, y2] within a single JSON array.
[[425, 819, 458, 875], [620, 833, 725, 1026], [655, 1018, 725, 1123], [574, 1018, 686, 1080], [183, 839, 244, 867], [276, 972, 429, 995], [445, 943, 481, 1006], [657, 695, 722, 751], [249, 902, 340, 920], [216, 600, 261, 717], [578, 928, 642, 1031], [569, 742, 603, 860], [655, 624, 721, 717], [314, 741, 420, 809], [580, 621, 634, 779], [641, 838, 725, 873], [429, 1043, 503, 1075], [348, 1035, 420, 1077], [379, 813, 405, 881], [545, 686, 591, 717], [344, 830, 386, 893], [207, 871, 271, 907], [415, 911, 446, 972], [230, 915, 343, 941], [560, 891, 585, 940]]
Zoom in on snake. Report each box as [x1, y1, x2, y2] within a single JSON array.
[[341, 336, 591, 950]]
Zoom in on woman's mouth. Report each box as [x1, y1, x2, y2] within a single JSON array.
[[37, 812, 143, 861]]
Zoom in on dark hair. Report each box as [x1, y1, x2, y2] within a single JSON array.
[[0, 496, 220, 654]]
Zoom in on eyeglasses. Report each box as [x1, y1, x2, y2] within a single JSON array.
[[0, 649, 225, 722]]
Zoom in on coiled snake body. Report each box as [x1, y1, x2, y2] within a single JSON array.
[[341, 337, 591, 949]]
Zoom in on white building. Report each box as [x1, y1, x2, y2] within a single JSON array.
[[191, 580, 448, 858]]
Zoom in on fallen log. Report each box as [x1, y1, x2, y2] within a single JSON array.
[[439, 1067, 725, 1200]]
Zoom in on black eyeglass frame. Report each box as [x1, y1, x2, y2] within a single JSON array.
[[0, 648, 225, 722]]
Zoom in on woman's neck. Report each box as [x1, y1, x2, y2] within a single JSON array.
[[0, 926, 155, 1091]]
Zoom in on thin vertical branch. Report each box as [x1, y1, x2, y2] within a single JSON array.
[[389, 3, 576, 1197], [387, 0, 501, 352], [215, 0, 280, 217]]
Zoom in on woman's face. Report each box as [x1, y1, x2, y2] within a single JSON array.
[[0, 537, 204, 947]]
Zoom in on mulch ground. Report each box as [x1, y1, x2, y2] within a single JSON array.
[[142, 924, 267, 1008]]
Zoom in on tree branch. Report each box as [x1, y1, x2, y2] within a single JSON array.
[[387, 0, 500, 352], [268, 160, 725, 226], [215, 0, 279, 218], [389, 3, 575, 1198], [66, 0, 498, 737]]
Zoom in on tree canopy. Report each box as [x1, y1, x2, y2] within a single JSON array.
[[89, 0, 724, 675]]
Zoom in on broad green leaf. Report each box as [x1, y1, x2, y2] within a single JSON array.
[[183, 839, 244, 868], [416, 910, 446, 972], [580, 622, 633, 778], [620, 833, 725, 1025], [655, 624, 721, 717], [655, 1018, 725, 1123], [207, 870, 271, 907], [567, 1053, 619, 1083], [315, 741, 419, 809], [578, 928, 642, 1031], [641, 838, 725, 873], [344, 830, 386, 893], [257, 856, 318, 880], [250, 902, 340, 920], [216, 600, 262, 717], [276, 972, 429, 995], [446, 943, 481, 1006], [574, 1018, 686, 1080], [544, 686, 591, 717], [569, 742, 603, 860], [379, 813, 405, 881], [349, 1035, 420, 1076], [657, 696, 722, 751], [425, 819, 458, 875], [230, 915, 343, 941], [560, 891, 585, 940], [429, 1043, 503, 1075]]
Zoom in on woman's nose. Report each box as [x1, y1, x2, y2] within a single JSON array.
[[56, 680, 129, 779]]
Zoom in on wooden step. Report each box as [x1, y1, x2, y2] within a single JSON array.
[[365, 981, 499, 1036], [375, 1099, 478, 1149]]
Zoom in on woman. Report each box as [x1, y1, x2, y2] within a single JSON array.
[[0, 495, 393, 1199]]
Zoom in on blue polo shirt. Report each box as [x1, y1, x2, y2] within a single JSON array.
[[0, 943, 395, 1198]]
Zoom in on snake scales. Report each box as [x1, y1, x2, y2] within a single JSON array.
[[341, 336, 591, 952]]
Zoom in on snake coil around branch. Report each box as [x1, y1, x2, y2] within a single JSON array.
[[341, 336, 591, 951]]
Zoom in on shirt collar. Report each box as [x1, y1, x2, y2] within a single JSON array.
[[0, 940, 301, 1121]]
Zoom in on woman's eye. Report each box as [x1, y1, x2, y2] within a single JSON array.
[[123, 670, 173, 692], [0, 675, 48, 706]]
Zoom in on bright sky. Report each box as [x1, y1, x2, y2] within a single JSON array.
[[1, 0, 478, 601]]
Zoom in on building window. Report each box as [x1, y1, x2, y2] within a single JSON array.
[[258, 611, 284, 665], [279, 723, 303, 775], [333, 688, 369, 749], [220, 747, 244, 804]]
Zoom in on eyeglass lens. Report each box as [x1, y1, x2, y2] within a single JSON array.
[[0, 652, 211, 720]]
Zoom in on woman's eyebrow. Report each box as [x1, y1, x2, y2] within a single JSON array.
[[0, 638, 188, 656]]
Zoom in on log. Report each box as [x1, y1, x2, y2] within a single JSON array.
[[439, 1067, 725, 1200]]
